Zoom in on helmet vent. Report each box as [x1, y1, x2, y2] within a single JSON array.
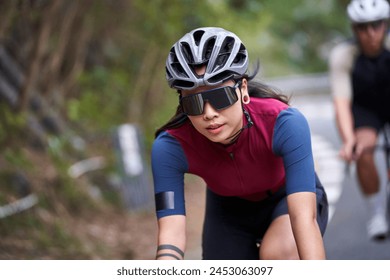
[[211, 37, 235, 72], [193, 30, 205, 46], [180, 42, 195, 64], [173, 80, 195, 89], [168, 47, 179, 64], [221, 37, 235, 54], [203, 38, 216, 61], [165, 68, 173, 80], [208, 71, 233, 83], [232, 44, 247, 65], [171, 62, 188, 78]]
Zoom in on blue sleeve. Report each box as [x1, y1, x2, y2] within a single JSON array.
[[272, 108, 316, 195], [151, 131, 189, 219]]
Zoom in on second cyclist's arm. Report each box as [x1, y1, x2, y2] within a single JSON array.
[[329, 41, 357, 161], [333, 97, 356, 160]]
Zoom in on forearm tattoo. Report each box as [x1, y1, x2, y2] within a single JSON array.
[[156, 244, 184, 260]]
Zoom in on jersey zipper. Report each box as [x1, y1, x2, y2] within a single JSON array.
[[227, 151, 245, 193]]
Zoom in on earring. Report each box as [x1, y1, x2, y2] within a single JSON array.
[[242, 95, 250, 104]]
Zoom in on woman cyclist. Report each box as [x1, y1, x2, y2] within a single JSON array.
[[329, 0, 390, 240], [152, 27, 328, 260]]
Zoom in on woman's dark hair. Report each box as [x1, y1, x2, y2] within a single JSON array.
[[155, 64, 290, 138]]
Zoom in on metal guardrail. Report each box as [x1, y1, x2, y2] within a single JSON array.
[[0, 46, 23, 107], [68, 156, 106, 178], [0, 194, 39, 219], [0, 172, 39, 219]]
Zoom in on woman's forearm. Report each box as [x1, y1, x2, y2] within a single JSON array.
[[293, 219, 326, 260], [156, 215, 186, 260], [288, 192, 326, 260]]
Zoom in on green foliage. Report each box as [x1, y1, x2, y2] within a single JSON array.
[[57, 179, 99, 215], [35, 220, 87, 258], [2, 148, 32, 171], [0, 211, 43, 236], [0, 210, 90, 259], [247, 0, 349, 75], [69, 66, 130, 131], [0, 104, 27, 146]]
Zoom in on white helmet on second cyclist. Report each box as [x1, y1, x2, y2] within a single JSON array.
[[165, 27, 248, 90], [347, 0, 390, 23]]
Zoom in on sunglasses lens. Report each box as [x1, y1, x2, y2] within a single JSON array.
[[209, 87, 238, 110], [181, 86, 238, 116], [181, 94, 204, 116]]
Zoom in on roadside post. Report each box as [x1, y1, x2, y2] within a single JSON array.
[[113, 124, 153, 212]]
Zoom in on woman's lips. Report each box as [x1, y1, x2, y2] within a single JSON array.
[[206, 123, 224, 134]]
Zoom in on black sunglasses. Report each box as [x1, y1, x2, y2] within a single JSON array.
[[355, 20, 385, 32], [180, 82, 240, 116]]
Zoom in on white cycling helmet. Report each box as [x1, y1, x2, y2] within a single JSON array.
[[347, 0, 390, 23], [165, 27, 248, 90]]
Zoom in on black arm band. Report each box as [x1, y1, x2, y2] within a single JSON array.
[[155, 191, 175, 211], [156, 253, 181, 260], [157, 244, 185, 258]]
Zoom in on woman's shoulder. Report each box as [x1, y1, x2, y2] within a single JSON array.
[[272, 108, 311, 155], [154, 124, 200, 152], [153, 131, 180, 150], [276, 107, 307, 124], [152, 130, 188, 165]]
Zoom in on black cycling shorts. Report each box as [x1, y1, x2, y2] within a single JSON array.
[[352, 104, 388, 132], [201, 174, 328, 260]]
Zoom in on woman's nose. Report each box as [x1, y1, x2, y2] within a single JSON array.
[[202, 102, 218, 120]]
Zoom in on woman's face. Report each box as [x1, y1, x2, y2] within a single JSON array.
[[181, 78, 248, 145]]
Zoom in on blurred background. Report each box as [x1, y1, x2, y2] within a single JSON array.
[[0, 0, 352, 259]]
